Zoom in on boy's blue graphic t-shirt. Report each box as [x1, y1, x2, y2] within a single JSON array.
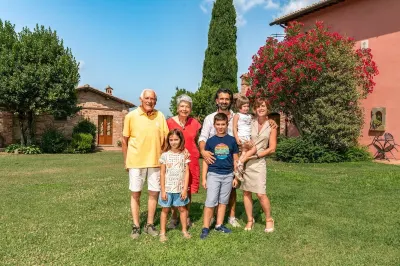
[[205, 134, 239, 175]]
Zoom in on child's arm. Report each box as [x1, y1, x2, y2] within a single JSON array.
[[160, 164, 167, 200], [202, 160, 208, 189], [233, 114, 241, 144], [181, 163, 189, 200], [232, 153, 239, 187]]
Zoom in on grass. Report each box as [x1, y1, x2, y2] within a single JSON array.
[[0, 152, 399, 265]]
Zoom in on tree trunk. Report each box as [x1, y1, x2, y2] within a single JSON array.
[[18, 113, 27, 146], [26, 111, 35, 146]]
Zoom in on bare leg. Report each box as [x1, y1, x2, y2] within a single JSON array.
[[243, 191, 254, 228], [131, 191, 141, 226], [228, 189, 237, 218], [256, 193, 273, 229], [160, 207, 170, 235], [203, 207, 214, 228], [147, 190, 159, 225], [178, 206, 188, 233], [170, 207, 178, 221], [216, 204, 227, 226]]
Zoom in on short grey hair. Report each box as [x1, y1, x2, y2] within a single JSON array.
[[176, 94, 193, 107], [140, 89, 157, 101]]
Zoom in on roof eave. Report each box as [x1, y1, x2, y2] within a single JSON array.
[[76, 86, 136, 108], [269, 0, 345, 26]]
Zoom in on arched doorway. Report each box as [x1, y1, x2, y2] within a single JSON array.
[[268, 112, 280, 135]]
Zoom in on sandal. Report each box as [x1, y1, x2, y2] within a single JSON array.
[[182, 231, 191, 239], [264, 218, 274, 233], [159, 233, 168, 242], [244, 218, 255, 231]]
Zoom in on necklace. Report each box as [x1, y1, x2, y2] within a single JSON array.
[[175, 116, 187, 129]]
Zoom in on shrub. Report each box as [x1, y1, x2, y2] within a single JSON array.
[[5, 144, 41, 154], [41, 128, 67, 153], [71, 133, 93, 154], [73, 119, 96, 139], [344, 146, 373, 162], [247, 21, 379, 151], [73, 119, 97, 151], [275, 136, 371, 163]]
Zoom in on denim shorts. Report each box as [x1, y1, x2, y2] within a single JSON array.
[[158, 192, 190, 208], [205, 172, 234, 208]]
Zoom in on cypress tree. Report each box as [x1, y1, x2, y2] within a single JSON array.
[[200, 0, 238, 92]]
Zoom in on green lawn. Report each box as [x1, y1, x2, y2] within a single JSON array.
[[0, 152, 399, 265]]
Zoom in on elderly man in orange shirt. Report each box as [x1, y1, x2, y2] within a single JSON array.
[[122, 89, 169, 239]]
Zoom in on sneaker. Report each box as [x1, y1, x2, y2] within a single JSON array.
[[228, 217, 241, 228], [215, 224, 232, 233], [144, 224, 159, 237], [167, 219, 178, 230], [130, 225, 140, 239], [200, 228, 210, 240]]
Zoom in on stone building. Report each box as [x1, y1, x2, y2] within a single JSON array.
[[0, 84, 135, 148]]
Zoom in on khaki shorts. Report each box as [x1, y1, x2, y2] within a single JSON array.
[[129, 168, 160, 192]]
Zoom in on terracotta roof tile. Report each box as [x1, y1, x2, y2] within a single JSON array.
[[76, 85, 135, 108], [270, 0, 345, 26]]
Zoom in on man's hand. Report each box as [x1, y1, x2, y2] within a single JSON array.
[[202, 178, 207, 189], [201, 150, 216, 164], [161, 191, 167, 201], [181, 190, 187, 200], [232, 178, 239, 188], [269, 119, 278, 129]]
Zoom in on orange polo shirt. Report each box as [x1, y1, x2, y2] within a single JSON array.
[[123, 107, 169, 169]]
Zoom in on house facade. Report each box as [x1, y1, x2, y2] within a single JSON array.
[[269, 0, 400, 157], [0, 84, 135, 148]]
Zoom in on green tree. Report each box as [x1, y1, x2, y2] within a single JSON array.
[[200, 0, 238, 91], [0, 20, 80, 145]]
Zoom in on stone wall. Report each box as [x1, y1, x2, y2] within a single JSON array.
[[5, 90, 131, 147], [0, 111, 13, 147]]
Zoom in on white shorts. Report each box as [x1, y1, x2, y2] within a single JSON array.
[[129, 168, 160, 192]]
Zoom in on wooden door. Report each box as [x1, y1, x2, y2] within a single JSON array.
[[98, 115, 113, 145]]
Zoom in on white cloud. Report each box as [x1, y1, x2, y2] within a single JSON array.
[[199, 0, 320, 26], [276, 0, 321, 17], [78, 60, 85, 71]]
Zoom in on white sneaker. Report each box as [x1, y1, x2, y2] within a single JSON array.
[[228, 217, 241, 227]]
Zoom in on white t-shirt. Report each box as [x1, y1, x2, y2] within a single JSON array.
[[159, 151, 190, 193], [237, 113, 252, 139]]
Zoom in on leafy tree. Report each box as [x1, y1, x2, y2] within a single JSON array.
[[247, 21, 378, 151], [0, 20, 80, 145], [200, 0, 238, 91]]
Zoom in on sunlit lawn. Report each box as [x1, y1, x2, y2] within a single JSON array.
[[0, 152, 399, 265]]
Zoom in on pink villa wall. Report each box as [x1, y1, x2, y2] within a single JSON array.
[[295, 0, 400, 157]]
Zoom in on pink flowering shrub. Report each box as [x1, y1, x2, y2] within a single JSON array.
[[247, 21, 379, 150]]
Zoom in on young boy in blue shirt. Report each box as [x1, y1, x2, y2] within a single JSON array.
[[200, 113, 239, 239]]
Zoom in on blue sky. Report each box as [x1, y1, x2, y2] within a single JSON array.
[[0, 0, 318, 116]]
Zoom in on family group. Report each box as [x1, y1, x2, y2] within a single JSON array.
[[122, 88, 278, 242]]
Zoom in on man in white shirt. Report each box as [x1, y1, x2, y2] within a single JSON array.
[[198, 88, 241, 227]]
